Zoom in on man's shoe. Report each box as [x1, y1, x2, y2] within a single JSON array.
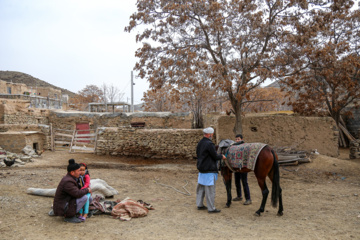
[[233, 196, 243, 201], [48, 209, 54, 216], [208, 209, 221, 213], [243, 199, 252, 205], [64, 217, 82, 223], [197, 206, 207, 210]]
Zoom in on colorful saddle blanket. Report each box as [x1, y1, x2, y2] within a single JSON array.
[[226, 143, 267, 171]]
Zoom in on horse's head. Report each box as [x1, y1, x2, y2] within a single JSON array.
[[217, 139, 235, 175]]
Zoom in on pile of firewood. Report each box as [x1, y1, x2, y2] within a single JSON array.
[[275, 148, 312, 166]]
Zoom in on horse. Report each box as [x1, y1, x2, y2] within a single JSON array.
[[218, 140, 283, 216]]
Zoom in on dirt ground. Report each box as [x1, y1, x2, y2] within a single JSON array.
[[1, 148, 360, 240]]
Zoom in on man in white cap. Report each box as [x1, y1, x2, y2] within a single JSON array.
[[196, 127, 226, 213]]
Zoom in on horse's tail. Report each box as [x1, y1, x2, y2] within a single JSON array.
[[271, 149, 280, 208]]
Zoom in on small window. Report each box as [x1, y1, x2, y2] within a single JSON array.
[[251, 127, 258, 132], [7, 87, 11, 94]]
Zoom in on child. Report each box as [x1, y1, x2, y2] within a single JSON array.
[[78, 163, 91, 222]]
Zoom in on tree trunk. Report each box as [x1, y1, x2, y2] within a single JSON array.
[[231, 98, 243, 135]]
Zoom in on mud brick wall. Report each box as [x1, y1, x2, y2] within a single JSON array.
[[0, 124, 51, 151], [96, 128, 203, 159], [49, 111, 192, 130], [0, 132, 46, 153], [216, 115, 339, 157]]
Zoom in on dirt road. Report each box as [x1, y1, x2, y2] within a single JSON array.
[[1, 149, 360, 240]]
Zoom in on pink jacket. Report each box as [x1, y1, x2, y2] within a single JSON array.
[[81, 174, 91, 189]]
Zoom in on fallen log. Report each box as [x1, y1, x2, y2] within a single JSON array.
[[279, 161, 298, 166], [278, 155, 305, 161], [278, 158, 310, 164], [277, 153, 307, 158]]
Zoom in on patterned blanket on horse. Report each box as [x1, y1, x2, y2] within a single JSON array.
[[226, 143, 267, 171]]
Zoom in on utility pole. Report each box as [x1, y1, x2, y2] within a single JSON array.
[[131, 71, 135, 112]]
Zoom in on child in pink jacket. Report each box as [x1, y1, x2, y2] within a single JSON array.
[[78, 163, 91, 221]]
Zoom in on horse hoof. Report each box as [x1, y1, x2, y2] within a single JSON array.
[[225, 205, 230, 208], [254, 212, 261, 217], [277, 212, 283, 216]]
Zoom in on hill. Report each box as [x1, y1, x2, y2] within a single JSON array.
[[0, 71, 77, 97]]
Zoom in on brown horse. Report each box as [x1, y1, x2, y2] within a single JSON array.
[[219, 140, 283, 216]]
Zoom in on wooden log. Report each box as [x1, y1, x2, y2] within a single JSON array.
[[278, 155, 303, 160], [339, 123, 355, 142], [278, 158, 308, 163], [54, 129, 74, 132], [55, 133, 74, 138], [338, 128, 346, 147], [298, 158, 311, 164], [75, 133, 96, 137], [54, 141, 72, 145], [279, 161, 298, 166], [94, 128, 99, 152], [69, 129, 76, 153], [50, 123, 54, 151]]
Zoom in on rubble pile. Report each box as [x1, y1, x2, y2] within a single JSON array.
[[0, 145, 40, 168], [350, 140, 360, 159]]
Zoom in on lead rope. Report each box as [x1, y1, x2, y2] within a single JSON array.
[[154, 178, 191, 196]]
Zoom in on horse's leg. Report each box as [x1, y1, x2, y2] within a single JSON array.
[[221, 167, 232, 208], [254, 150, 273, 216], [254, 175, 269, 216]]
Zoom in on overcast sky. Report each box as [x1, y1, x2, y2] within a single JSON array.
[[0, 0, 147, 104]]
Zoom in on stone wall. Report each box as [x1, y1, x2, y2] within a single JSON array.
[[49, 111, 192, 130], [0, 100, 49, 124], [216, 114, 338, 157], [96, 127, 203, 159]]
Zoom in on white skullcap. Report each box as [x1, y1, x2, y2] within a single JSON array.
[[203, 127, 214, 134]]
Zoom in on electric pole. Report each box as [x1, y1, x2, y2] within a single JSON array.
[[131, 71, 134, 112]]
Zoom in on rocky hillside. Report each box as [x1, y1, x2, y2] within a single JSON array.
[[0, 71, 77, 97]]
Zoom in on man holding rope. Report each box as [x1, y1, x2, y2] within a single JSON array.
[[196, 127, 226, 213]]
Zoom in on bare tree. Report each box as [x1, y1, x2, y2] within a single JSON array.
[[126, 0, 312, 133]]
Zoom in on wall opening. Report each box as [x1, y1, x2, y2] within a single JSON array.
[[33, 142, 38, 151], [251, 127, 258, 132]]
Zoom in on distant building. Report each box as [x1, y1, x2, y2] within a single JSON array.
[[0, 79, 66, 109]]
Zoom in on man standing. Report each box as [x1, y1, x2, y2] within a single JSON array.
[[196, 127, 226, 213], [53, 159, 92, 223], [232, 134, 252, 205]]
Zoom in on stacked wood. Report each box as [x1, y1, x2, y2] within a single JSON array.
[[274, 148, 311, 166], [277, 154, 311, 166], [338, 116, 356, 148]]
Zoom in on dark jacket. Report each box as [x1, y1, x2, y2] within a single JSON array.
[[53, 173, 89, 217], [232, 140, 244, 146], [196, 137, 223, 173]]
